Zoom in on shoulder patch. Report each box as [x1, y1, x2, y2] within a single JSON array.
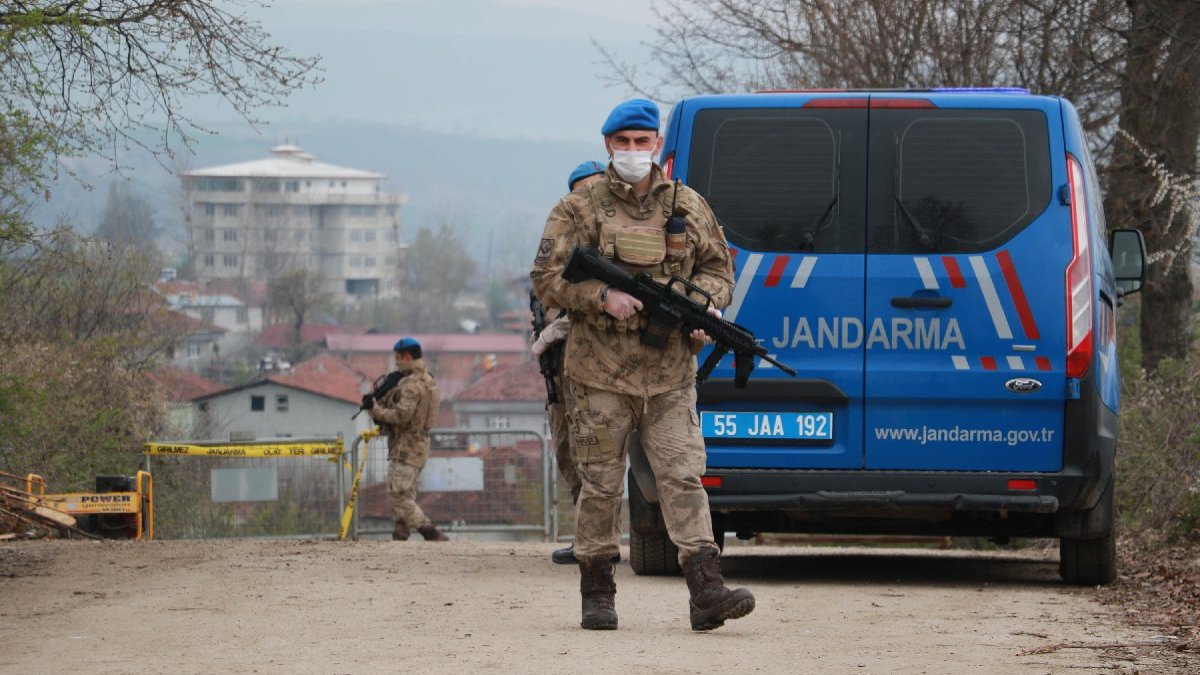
[[533, 237, 555, 266]]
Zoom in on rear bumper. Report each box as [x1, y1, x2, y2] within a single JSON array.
[[704, 470, 1073, 514]]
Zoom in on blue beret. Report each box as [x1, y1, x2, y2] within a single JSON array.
[[393, 337, 420, 352], [601, 98, 660, 136], [567, 160, 606, 190]]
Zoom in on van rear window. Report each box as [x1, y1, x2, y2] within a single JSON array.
[[869, 110, 1052, 253], [685, 106, 1050, 255], [688, 109, 867, 254]]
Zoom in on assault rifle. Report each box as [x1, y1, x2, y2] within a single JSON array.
[[352, 370, 408, 420], [529, 290, 561, 404], [561, 246, 796, 388]]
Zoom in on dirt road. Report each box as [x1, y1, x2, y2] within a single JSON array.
[[0, 539, 1183, 674]]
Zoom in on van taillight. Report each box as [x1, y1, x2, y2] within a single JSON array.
[[1065, 154, 1093, 378], [701, 476, 722, 488], [662, 152, 675, 179]]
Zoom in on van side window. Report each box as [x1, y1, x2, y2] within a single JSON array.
[[688, 109, 867, 254], [868, 110, 1052, 253]]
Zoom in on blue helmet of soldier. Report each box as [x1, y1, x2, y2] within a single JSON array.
[[568, 160, 606, 191], [600, 98, 660, 136], [393, 337, 421, 358]]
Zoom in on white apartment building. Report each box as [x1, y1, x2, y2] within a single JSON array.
[[183, 144, 407, 303]]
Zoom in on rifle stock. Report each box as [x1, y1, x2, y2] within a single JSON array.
[[529, 290, 561, 404]]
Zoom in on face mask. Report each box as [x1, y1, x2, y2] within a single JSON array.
[[611, 149, 654, 183]]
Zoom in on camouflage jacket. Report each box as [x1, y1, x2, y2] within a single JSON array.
[[530, 164, 734, 397], [375, 359, 440, 468]]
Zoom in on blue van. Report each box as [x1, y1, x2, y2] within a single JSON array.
[[627, 90, 1148, 585]]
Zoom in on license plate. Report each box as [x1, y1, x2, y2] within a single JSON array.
[[701, 411, 834, 440]]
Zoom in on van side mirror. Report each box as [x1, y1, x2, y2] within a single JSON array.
[[1108, 228, 1146, 296]]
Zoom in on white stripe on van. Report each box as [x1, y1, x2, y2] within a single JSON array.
[[914, 257, 939, 290], [1007, 355, 1025, 370], [969, 256, 1014, 340], [724, 253, 762, 323], [951, 355, 970, 370], [790, 256, 818, 288]]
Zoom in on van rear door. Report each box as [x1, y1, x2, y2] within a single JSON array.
[[671, 94, 868, 469], [862, 94, 1067, 471]]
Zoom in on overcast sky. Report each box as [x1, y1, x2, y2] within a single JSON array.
[[194, 0, 661, 142]]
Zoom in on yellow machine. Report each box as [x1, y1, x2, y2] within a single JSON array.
[[24, 471, 154, 540]]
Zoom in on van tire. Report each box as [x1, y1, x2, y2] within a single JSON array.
[[1059, 476, 1117, 585], [629, 530, 682, 576], [1059, 531, 1117, 585]]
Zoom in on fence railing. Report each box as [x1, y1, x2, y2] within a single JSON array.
[[142, 437, 346, 539], [346, 427, 553, 541], [141, 429, 562, 542]]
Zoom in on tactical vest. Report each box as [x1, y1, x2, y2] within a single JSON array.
[[582, 180, 697, 331]]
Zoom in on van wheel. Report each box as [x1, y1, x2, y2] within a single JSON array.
[[627, 468, 681, 576], [1059, 532, 1117, 585], [1059, 476, 1117, 585], [629, 530, 682, 576]]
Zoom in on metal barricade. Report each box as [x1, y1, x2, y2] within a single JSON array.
[[141, 437, 345, 539], [346, 427, 553, 541]]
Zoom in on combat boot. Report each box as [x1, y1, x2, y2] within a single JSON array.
[[552, 545, 579, 565], [682, 548, 755, 631], [578, 557, 617, 630], [392, 521, 410, 541], [417, 524, 450, 541]]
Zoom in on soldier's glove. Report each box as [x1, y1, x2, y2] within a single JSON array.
[[361, 393, 375, 410]]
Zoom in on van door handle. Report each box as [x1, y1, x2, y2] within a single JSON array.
[[891, 296, 952, 309]]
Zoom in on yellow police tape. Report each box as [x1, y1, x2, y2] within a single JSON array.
[[339, 427, 380, 541], [143, 440, 344, 458]]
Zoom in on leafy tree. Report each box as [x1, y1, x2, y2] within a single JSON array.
[[0, 228, 182, 488], [399, 224, 478, 332], [268, 267, 335, 360], [602, 0, 1198, 370], [94, 181, 159, 256]]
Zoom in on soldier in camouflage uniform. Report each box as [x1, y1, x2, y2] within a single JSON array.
[[534, 160, 609, 566], [369, 337, 449, 542], [530, 99, 755, 631]]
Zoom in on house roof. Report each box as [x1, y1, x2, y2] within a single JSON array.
[[452, 362, 546, 403], [326, 333, 529, 354], [194, 353, 366, 405], [162, 309, 228, 335], [205, 278, 269, 306], [256, 323, 370, 350], [184, 145, 385, 180], [147, 366, 224, 402], [267, 353, 367, 404]]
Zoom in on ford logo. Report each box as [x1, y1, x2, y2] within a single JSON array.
[[1005, 377, 1043, 394]]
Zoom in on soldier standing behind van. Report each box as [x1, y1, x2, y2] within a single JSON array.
[[369, 337, 449, 542], [530, 99, 755, 631], [536, 160, 607, 565]]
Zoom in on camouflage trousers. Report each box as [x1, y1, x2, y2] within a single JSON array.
[[547, 373, 582, 504], [388, 461, 432, 530], [569, 382, 718, 565]]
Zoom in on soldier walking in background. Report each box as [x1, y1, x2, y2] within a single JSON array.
[[530, 99, 755, 631], [535, 160, 609, 566], [369, 337, 449, 542]]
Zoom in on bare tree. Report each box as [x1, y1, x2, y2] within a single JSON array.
[[0, 1, 322, 245], [0, 227, 183, 367], [600, 0, 1197, 369], [1102, 0, 1200, 370]]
